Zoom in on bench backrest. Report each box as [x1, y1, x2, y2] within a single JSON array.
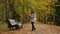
[[8, 19, 17, 25]]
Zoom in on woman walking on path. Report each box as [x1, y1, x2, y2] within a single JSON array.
[[30, 9, 36, 31]]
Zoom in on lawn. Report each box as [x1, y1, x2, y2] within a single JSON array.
[[0, 22, 8, 31]]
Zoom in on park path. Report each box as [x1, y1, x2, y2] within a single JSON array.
[[0, 23, 60, 34]]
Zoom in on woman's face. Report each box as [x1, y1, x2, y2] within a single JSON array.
[[31, 11, 34, 14]]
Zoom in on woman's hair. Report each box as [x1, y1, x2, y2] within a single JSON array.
[[31, 9, 34, 14]]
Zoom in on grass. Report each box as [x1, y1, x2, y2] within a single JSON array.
[[0, 22, 7, 30]]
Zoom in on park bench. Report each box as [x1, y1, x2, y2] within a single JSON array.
[[6, 19, 22, 30]]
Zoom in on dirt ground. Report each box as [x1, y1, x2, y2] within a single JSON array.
[[0, 23, 60, 34]]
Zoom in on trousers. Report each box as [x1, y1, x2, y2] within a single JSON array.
[[31, 22, 36, 31]]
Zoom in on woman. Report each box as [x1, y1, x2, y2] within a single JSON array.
[[30, 9, 36, 31]]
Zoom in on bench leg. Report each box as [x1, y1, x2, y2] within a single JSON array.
[[14, 25, 19, 29]]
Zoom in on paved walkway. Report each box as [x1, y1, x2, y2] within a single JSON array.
[[0, 23, 60, 34]]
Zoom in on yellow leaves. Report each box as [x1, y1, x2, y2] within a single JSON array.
[[14, 0, 56, 15], [40, 6, 46, 10], [42, 1, 48, 5], [14, 0, 18, 4]]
